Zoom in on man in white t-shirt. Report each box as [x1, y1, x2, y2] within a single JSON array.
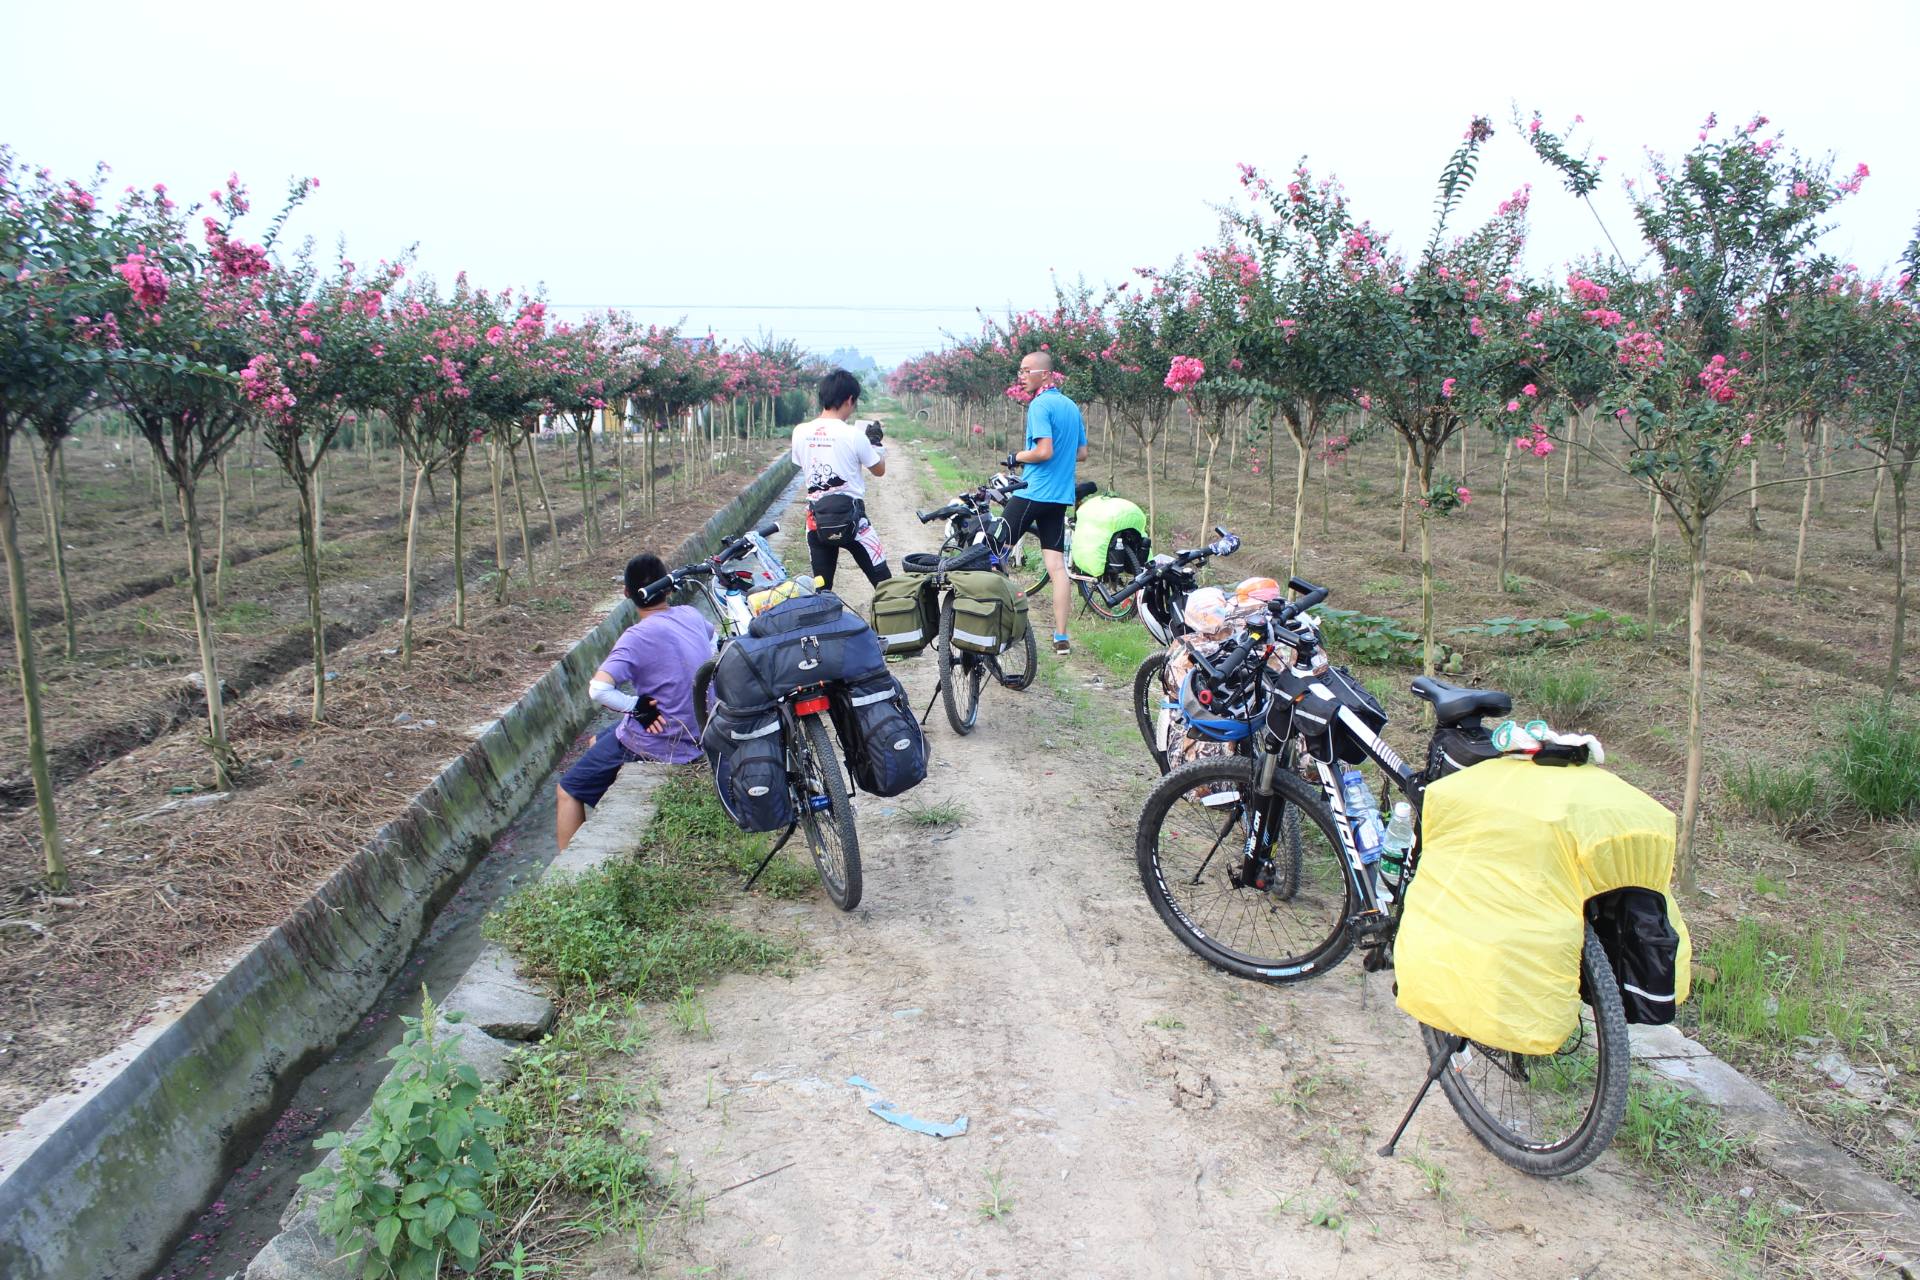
[[790, 368, 891, 589]]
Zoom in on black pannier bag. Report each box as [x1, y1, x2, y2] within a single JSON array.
[[1106, 526, 1151, 576], [713, 600, 887, 709], [701, 704, 793, 832], [1266, 662, 1387, 764], [1424, 723, 1502, 782], [829, 673, 928, 797], [1589, 887, 1682, 1024]]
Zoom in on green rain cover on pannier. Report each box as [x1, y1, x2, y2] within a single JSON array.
[[1070, 495, 1148, 578], [947, 571, 1018, 654]]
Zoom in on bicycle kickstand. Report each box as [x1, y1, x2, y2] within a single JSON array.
[[742, 820, 799, 892], [1378, 1034, 1465, 1158], [917, 684, 941, 727]]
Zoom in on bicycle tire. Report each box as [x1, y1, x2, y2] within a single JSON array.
[[692, 657, 718, 730], [995, 617, 1037, 691], [936, 596, 983, 735], [1422, 925, 1631, 1177], [1136, 757, 1355, 983], [795, 712, 862, 911], [1078, 574, 1139, 621], [1133, 652, 1170, 772]]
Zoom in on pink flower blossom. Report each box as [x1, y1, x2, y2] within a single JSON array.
[[1440, 378, 1457, 399], [1164, 355, 1206, 393], [1522, 383, 1538, 397], [1456, 487, 1472, 505], [1792, 180, 1810, 198], [113, 248, 169, 311]]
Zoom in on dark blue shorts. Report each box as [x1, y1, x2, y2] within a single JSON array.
[[557, 730, 645, 808]]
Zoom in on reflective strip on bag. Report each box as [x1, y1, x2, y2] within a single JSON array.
[[1621, 983, 1676, 1003], [951, 627, 999, 649], [879, 628, 922, 645], [728, 720, 782, 741], [849, 688, 897, 707]]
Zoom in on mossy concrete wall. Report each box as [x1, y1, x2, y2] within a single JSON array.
[[0, 455, 797, 1280]]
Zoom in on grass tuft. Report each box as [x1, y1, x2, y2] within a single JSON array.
[[1502, 655, 1609, 725], [1824, 700, 1920, 820], [1724, 760, 1828, 836], [1695, 920, 1867, 1049]]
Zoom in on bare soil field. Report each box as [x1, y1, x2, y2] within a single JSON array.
[[0, 437, 780, 1127]]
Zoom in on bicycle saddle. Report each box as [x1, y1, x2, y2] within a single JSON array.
[[1074, 479, 1099, 506], [1410, 676, 1512, 727]]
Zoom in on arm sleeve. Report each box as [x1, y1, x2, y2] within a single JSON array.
[[590, 677, 639, 714], [1026, 398, 1053, 442]]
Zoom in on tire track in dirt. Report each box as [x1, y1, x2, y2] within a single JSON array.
[[608, 432, 1726, 1279]]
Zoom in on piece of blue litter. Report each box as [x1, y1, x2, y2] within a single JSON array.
[[867, 1101, 968, 1139], [845, 1076, 879, 1093]]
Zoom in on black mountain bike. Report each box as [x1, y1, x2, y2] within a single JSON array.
[[1133, 579, 1631, 1177], [648, 535, 862, 911], [912, 475, 1039, 734]]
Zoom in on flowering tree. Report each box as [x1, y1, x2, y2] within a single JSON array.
[[246, 242, 404, 719], [99, 173, 315, 787], [1531, 110, 1861, 885], [1349, 118, 1535, 673]]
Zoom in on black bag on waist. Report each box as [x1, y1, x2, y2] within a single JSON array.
[[700, 703, 792, 833], [829, 673, 927, 797], [808, 492, 863, 544]]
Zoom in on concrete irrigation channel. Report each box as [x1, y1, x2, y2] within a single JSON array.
[[0, 455, 799, 1280]]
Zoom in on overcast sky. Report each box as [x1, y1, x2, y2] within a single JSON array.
[[9, 0, 1917, 368]]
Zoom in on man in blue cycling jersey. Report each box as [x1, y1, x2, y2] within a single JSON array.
[[1002, 351, 1087, 655]]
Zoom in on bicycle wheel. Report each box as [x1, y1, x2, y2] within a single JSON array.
[[994, 617, 1037, 691], [1078, 573, 1138, 621], [692, 657, 718, 730], [936, 596, 983, 734], [794, 712, 862, 911], [1136, 758, 1355, 982], [1133, 652, 1170, 772], [1422, 925, 1631, 1177]]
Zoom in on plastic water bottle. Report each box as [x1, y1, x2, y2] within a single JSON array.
[[1339, 768, 1383, 869], [1380, 801, 1415, 886]]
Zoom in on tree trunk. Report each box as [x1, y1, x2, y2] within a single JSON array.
[[247, 427, 259, 518], [1320, 448, 1330, 535], [213, 454, 230, 607], [41, 441, 77, 658], [402, 462, 426, 666], [1542, 448, 1552, 527], [489, 439, 508, 604], [1647, 486, 1661, 631], [1871, 460, 1887, 553], [451, 451, 467, 629], [1143, 438, 1157, 543], [312, 453, 325, 549], [1792, 416, 1816, 589], [1747, 455, 1761, 532], [616, 405, 627, 534], [1561, 410, 1576, 499], [1891, 467, 1911, 702], [1418, 448, 1437, 677], [1398, 442, 1412, 554], [526, 428, 559, 550], [1818, 417, 1831, 516], [508, 434, 535, 587], [580, 418, 599, 551], [1497, 445, 1512, 593], [1199, 432, 1219, 537], [176, 477, 236, 790], [294, 466, 327, 721], [1676, 520, 1708, 894], [1289, 432, 1310, 581], [0, 466, 65, 890]]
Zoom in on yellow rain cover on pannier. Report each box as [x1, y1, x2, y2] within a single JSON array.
[[1394, 757, 1691, 1055]]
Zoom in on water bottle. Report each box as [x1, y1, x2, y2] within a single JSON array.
[[1380, 801, 1415, 886], [1339, 768, 1383, 869]]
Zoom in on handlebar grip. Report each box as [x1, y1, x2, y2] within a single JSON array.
[[1281, 586, 1329, 618], [917, 505, 959, 524], [1102, 574, 1149, 607], [637, 574, 675, 602], [1288, 576, 1321, 596], [1001, 478, 1027, 493], [755, 522, 779, 538]]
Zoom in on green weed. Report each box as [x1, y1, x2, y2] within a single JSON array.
[[1400, 1144, 1453, 1205], [1695, 921, 1866, 1049], [1825, 701, 1920, 819], [212, 599, 276, 632], [670, 987, 711, 1037], [1724, 760, 1828, 836], [1502, 656, 1610, 725], [977, 1169, 1015, 1221], [1619, 1077, 1743, 1173], [1076, 617, 1157, 682], [903, 800, 967, 828], [1146, 1014, 1185, 1030]]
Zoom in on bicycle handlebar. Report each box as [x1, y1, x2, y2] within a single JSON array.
[[1096, 528, 1242, 607]]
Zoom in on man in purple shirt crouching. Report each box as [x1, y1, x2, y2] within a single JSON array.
[[556, 552, 716, 851]]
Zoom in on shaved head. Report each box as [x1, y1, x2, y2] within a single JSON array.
[[1019, 350, 1055, 373]]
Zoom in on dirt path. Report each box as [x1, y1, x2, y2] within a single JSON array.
[[611, 434, 1728, 1279]]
